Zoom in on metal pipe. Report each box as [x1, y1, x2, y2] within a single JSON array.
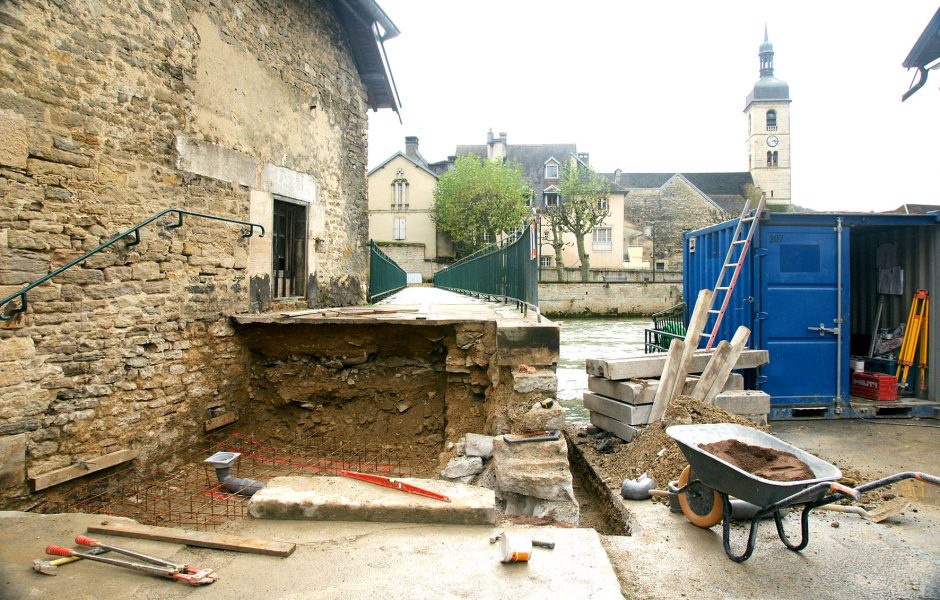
[[836, 217, 844, 406]]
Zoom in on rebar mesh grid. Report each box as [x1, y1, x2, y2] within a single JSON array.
[[38, 430, 417, 531]]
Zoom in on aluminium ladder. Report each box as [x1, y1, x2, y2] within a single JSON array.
[[702, 194, 766, 350]]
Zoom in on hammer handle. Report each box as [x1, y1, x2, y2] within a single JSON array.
[[532, 540, 555, 549]]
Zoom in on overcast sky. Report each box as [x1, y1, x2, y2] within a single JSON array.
[[367, 1, 939, 212]]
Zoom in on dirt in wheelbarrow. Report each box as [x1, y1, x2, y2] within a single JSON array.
[[576, 395, 767, 500], [698, 438, 814, 482]]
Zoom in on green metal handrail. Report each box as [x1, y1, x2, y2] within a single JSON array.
[[0, 208, 264, 321], [433, 219, 538, 316], [644, 302, 687, 353], [368, 240, 407, 302]]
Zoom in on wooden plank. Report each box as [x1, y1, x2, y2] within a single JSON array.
[[692, 326, 751, 404], [666, 289, 714, 402], [88, 520, 296, 557], [585, 349, 768, 380], [589, 412, 640, 443], [29, 449, 139, 491], [204, 411, 237, 432], [648, 338, 685, 422]]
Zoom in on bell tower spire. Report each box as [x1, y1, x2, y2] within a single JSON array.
[[759, 24, 775, 77]]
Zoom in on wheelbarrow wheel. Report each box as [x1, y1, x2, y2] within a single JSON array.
[[677, 465, 724, 528]]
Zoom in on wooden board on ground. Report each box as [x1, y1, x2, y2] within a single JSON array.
[[648, 338, 685, 422], [585, 349, 768, 380], [666, 289, 714, 402], [692, 326, 751, 404], [204, 411, 237, 432], [589, 412, 640, 443], [29, 449, 139, 491], [88, 520, 296, 557]]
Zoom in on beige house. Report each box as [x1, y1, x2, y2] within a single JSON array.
[[367, 137, 453, 280]]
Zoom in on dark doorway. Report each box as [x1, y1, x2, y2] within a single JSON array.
[[273, 198, 307, 298]]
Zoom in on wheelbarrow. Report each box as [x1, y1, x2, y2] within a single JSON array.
[[665, 423, 940, 562]]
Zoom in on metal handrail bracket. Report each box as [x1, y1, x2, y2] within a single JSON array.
[[0, 208, 264, 321]]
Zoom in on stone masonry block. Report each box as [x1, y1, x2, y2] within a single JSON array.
[[713, 390, 771, 415], [589, 412, 640, 443], [0, 434, 26, 488], [0, 110, 28, 169]]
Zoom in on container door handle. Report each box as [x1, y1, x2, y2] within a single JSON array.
[[807, 323, 839, 336]]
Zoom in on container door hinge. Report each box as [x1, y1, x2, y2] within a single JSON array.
[[755, 312, 769, 320], [756, 375, 769, 385], [753, 247, 768, 257]]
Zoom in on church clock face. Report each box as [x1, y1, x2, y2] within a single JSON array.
[[767, 135, 779, 147]]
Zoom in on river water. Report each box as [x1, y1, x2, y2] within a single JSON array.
[[554, 317, 651, 423]]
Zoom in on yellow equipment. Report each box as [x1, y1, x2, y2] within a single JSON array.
[[896, 290, 929, 392]]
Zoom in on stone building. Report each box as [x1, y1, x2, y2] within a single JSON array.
[[0, 1, 399, 506], [746, 27, 791, 206]]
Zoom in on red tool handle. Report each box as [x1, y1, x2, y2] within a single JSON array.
[[75, 535, 101, 547], [46, 545, 74, 557]]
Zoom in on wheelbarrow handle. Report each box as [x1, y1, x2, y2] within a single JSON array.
[[816, 471, 940, 507]]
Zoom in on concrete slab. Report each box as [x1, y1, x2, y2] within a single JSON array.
[[0, 512, 624, 600], [589, 412, 640, 442], [583, 392, 651, 425], [586, 350, 768, 380], [713, 390, 771, 414], [248, 476, 496, 525]]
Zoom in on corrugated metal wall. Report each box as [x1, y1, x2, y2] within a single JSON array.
[[850, 225, 938, 398], [683, 220, 756, 348]]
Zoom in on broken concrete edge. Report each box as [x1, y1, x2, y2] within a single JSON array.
[[563, 430, 633, 535], [495, 323, 560, 366]]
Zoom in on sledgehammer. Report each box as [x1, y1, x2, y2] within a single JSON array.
[[33, 546, 108, 575]]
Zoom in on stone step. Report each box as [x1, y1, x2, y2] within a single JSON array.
[[583, 392, 651, 425], [586, 349, 768, 380], [587, 373, 744, 405], [589, 412, 641, 443], [249, 476, 495, 525]]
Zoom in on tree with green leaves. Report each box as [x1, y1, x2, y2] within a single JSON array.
[[558, 162, 611, 281], [432, 155, 532, 256], [540, 203, 569, 280]]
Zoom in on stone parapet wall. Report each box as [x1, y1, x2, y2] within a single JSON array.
[[0, 1, 369, 506], [538, 282, 682, 318]]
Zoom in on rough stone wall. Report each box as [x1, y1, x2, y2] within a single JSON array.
[[623, 179, 725, 269], [0, 1, 370, 506], [379, 244, 448, 281], [538, 282, 682, 317]]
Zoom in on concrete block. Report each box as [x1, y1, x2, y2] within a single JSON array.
[[713, 390, 771, 415], [587, 377, 644, 403], [583, 392, 651, 425], [586, 349, 769, 380], [0, 434, 26, 488], [589, 412, 640, 443], [496, 324, 559, 366], [249, 476, 495, 525], [464, 433, 494, 458]]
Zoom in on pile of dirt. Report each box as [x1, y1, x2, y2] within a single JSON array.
[[699, 439, 814, 482], [582, 395, 765, 496]]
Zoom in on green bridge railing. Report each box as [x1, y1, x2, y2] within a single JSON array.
[[368, 241, 407, 302], [434, 219, 539, 317]]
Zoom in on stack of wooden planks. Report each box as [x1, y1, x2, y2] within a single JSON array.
[[583, 290, 771, 441]]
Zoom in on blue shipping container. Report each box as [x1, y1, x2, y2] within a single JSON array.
[[684, 212, 939, 415]]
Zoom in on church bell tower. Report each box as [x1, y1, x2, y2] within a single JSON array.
[[745, 26, 791, 207]]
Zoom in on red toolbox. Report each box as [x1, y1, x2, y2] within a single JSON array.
[[851, 372, 898, 401]]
